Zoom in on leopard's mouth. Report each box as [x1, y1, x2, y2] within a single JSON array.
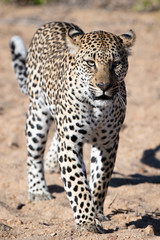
[[94, 94, 113, 101]]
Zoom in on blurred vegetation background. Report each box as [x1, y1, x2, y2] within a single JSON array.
[[2, 0, 160, 11], [134, 0, 160, 11], [3, 0, 57, 5]]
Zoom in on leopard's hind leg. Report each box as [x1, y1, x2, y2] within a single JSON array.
[[26, 100, 53, 201]]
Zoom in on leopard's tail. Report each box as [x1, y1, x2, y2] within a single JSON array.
[[10, 36, 28, 95]]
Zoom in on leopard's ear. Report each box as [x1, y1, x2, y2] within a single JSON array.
[[120, 30, 136, 48], [66, 27, 84, 55]]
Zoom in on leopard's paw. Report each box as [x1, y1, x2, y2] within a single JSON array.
[[28, 191, 53, 201]]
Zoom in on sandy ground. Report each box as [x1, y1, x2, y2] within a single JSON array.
[[0, 2, 160, 239]]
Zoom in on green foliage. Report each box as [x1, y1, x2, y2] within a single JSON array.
[[134, 0, 160, 11], [30, 0, 47, 4], [3, 0, 57, 5]]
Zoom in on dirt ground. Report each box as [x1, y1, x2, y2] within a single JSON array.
[[0, 1, 160, 239]]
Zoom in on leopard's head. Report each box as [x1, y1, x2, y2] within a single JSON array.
[[66, 27, 136, 106]]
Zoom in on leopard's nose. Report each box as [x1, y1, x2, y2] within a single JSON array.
[[96, 83, 111, 92]]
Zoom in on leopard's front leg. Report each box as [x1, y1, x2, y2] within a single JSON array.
[[58, 135, 104, 233], [90, 138, 119, 221]]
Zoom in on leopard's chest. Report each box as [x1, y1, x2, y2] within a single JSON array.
[[86, 103, 124, 140], [55, 95, 125, 144]]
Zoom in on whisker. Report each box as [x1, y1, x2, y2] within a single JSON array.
[[111, 85, 118, 95], [116, 93, 126, 110], [89, 84, 101, 94]]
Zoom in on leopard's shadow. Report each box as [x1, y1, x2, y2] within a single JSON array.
[[127, 214, 160, 236], [110, 144, 160, 187], [141, 145, 160, 169], [48, 184, 64, 194]]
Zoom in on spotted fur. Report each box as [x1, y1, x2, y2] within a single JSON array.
[[10, 22, 135, 233]]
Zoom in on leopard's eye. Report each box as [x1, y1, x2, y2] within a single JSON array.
[[86, 60, 96, 67]]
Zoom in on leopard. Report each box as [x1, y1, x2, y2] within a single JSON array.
[[10, 21, 135, 233]]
